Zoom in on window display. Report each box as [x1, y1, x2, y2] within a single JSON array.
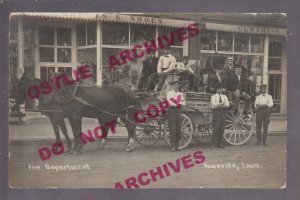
[[234, 33, 249, 52], [130, 24, 156, 45], [251, 35, 264, 53], [76, 22, 97, 46], [39, 26, 54, 45], [57, 28, 71, 46], [39, 47, 54, 62], [102, 22, 129, 45], [217, 32, 233, 51], [158, 27, 183, 46], [57, 48, 71, 63], [201, 30, 216, 51]]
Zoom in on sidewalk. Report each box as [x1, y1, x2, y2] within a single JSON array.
[[9, 115, 287, 142]]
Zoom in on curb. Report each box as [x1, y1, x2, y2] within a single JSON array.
[[9, 132, 287, 145]]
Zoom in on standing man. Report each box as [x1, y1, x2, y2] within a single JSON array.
[[210, 86, 229, 149], [255, 84, 273, 146], [137, 49, 159, 90], [166, 81, 186, 152], [147, 45, 176, 91]]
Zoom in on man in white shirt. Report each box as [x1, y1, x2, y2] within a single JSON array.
[[210, 87, 229, 149], [177, 56, 195, 91], [147, 46, 176, 91], [255, 84, 273, 146], [166, 81, 186, 152]]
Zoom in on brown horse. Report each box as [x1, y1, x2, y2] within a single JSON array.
[[15, 71, 138, 154], [14, 72, 72, 152]]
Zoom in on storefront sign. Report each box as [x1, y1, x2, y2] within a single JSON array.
[[206, 22, 286, 35], [98, 13, 193, 27]]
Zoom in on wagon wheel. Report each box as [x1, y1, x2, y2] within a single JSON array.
[[193, 113, 213, 144], [223, 105, 254, 145], [163, 113, 194, 150], [135, 119, 161, 146]]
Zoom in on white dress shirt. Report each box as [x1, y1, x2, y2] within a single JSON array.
[[157, 54, 176, 73], [216, 73, 221, 83], [255, 93, 273, 109], [166, 90, 186, 107], [211, 93, 229, 109]]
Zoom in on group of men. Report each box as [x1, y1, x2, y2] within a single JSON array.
[[137, 45, 196, 92], [137, 49, 273, 151], [208, 56, 273, 149]]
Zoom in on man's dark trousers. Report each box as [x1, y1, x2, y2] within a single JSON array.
[[256, 107, 270, 144], [211, 107, 226, 146], [167, 106, 181, 148]]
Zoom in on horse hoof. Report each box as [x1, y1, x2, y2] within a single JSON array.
[[124, 148, 133, 152], [65, 147, 72, 153]]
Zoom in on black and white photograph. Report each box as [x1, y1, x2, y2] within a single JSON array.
[[8, 12, 287, 189]]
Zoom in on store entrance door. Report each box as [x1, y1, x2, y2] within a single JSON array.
[[268, 73, 282, 113]]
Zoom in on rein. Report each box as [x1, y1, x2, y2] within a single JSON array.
[[69, 85, 140, 126]]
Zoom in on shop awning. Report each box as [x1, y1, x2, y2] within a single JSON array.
[[205, 22, 286, 36], [11, 13, 195, 28]]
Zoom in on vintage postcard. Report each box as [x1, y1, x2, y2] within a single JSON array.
[[8, 12, 287, 188]]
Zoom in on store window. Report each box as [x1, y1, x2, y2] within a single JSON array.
[[102, 22, 129, 46], [39, 26, 72, 63], [57, 28, 71, 46], [217, 32, 233, 51], [201, 30, 216, 51], [130, 24, 156, 45], [234, 33, 249, 52], [158, 27, 183, 46], [40, 66, 55, 82], [268, 36, 283, 70], [76, 22, 97, 46], [39, 26, 54, 45], [250, 35, 264, 53], [40, 47, 54, 62], [57, 48, 71, 63]]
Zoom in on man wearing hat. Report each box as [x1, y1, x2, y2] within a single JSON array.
[[210, 86, 229, 149], [177, 56, 195, 91], [223, 56, 235, 100], [231, 66, 251, 115], [166, 81, 186, 152], [208, 65, 224, 94], [255, 84, 273, 145], [147, 45, 176, 91], [239, 56, 250, 77]]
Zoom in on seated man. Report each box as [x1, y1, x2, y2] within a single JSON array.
[[207, 67, 223, 94], [177, 56, 195, 91], [137, 49, 159, 90], [147, 45, 176, 92], [231, 66, 251, 115]]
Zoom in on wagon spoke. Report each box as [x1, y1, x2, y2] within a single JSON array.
[[233, 126, 237, 144], [226, 113, 235, 121], [237, 125, 247, 140], [181, 121, 190, 129]]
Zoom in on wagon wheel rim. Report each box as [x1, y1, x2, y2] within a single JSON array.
[[135, 119, 161, 146], [164, 113, 193, 150], [223, 107, 254, 145]]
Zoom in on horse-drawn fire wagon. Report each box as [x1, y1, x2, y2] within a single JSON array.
[[133, 73, 255, 150]]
